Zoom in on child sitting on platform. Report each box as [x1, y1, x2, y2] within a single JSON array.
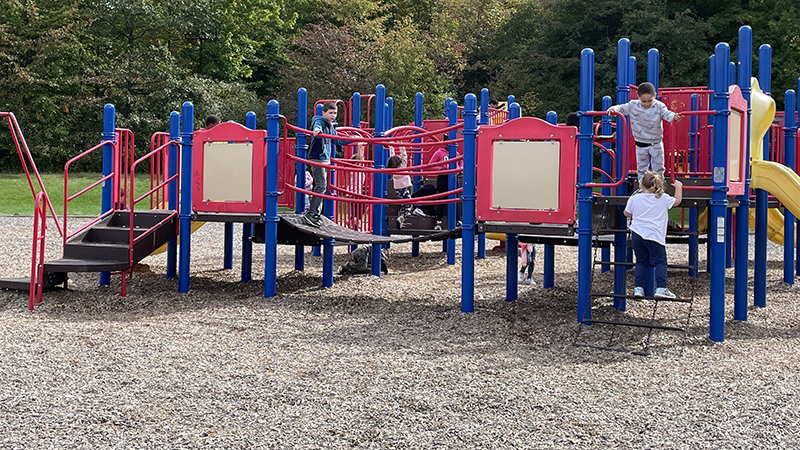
[[518, 242, 536, 286], [388, 146, 425, 228]]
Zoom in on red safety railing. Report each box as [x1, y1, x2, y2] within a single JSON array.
[[585, 111, 630, 188], [126, 139, 181, 296], [29, 191, 47, 310], [314, 99, 349, 127], [1, 112, 63, 237], [149, 132, 172, 209], [63, 140, 120, 246], [116, 128, 134, 210]]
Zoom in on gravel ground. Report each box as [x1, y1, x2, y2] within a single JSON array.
[[1, 215, 799, 449]]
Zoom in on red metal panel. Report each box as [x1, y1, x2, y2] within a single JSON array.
[[193, 122, 267, 214], [476, 117, 578, 225], [727, 85, 748, 196], [420, 119, 462, 164], [278, 137, 296, 209]]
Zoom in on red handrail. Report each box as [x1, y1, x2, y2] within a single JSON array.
[[116, 129, 134, 210], [0, 112, 63, 237], [128, 140, 181, 271], [150, 132, 171, 208], [30, 191, 47, 310], [63, 140, 120, 245], [584, 111, 630, 188]]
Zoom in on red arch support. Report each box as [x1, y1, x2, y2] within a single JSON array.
[[476, 117, 578, 225]]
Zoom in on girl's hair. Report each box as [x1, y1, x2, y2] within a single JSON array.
[[640, 171, 664, 198], [387, 155, 401, 168]]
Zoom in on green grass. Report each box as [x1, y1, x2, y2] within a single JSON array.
[[0, 173, 160, 216]]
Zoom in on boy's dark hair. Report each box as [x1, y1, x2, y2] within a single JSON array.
[[387, 155, 402, 168], [322, 101, 337, 112], [205, 115, 221, 128], [489, 98, 499, 107], [566, 113, 579, 127], [637, 82, 656, 96]]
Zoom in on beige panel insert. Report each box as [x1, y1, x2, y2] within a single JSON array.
[[491, 140, 561, 210], [203, 142, 254, 202], [729, 110, 742, 182]]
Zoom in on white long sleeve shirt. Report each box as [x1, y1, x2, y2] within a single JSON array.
[[608, 99, 677, 144]]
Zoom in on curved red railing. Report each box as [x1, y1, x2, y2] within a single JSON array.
[[584, 111, 630, 188], [1, 112, 63, 237], [29, 191, 47, 310]]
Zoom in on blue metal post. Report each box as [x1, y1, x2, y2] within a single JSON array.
[[709, 44, 731, 342], [507, 95, 515, 108], [754, 45, 771, 308], [647, 49, 659, 92], [600, 97, 612, 274], [476, 89, 487, 260], [689, 94, 699, 278], [371, 85, 386, 276], [578, 48, 595, 322], [241, 111, 257, 282], [446, 100, 458, 265], [295, 89, 308, 270], [506, 233, 518, 302], [614, 39, 630, 311], [411, 92, 423, 258], [543, 111, 558, 288], [461, 94, 478, 312], [729, 62, 736, 88], [178, 102, 194, 293], [628, 56, 637, 89], [707, 55, 716, 272], [99, 104, 116, 286], [734, 27, 753, 319], [784, 90, 796, 284], [166, 111, 180, 279], [264, 100, 280, 297]]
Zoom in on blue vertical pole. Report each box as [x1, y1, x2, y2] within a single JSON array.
[[382, 100, 392, 243], [264, 100, 280, 297], [578, 48, 595, 322], [689, 94, 699, 278], [322, 102, 337, 286], [628, 56, 637, 89], [647, 49, 659, 92], [506, 233, 518, 302], [507, 95, 515, 109], [241, 111, 257, 282], [707, 55, 716, 272], [446, 100, 458, 265], [544, 111, 558, 288], [476, 89, 488, 260], [754, 44, 771, 308], [734, 26, 752, 320], [178, 102, 194, 293], [166, 111, 180, 279], [371, 85, 386, 276], [295, 89, 308, 270], [411, 92, 423, 258], [99, 104, 116, 286], [784, 90, 796, 284], [614, 39, 630, 311], [729, 62, 736, 88], [461, 94, 478, 312], [709, 43, 731, 342], [600, 97, 612, 274]]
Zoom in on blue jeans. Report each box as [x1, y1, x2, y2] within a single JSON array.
[[631, 231, 667, 288]]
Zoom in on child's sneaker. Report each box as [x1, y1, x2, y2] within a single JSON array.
[[434, 220, 442, 231], [655, 287, 677, 299], [525, 277, 536, 286], [633, 286, 644, 297], [411, 207, 427, 217], [304, 212, 322, 228], [396, 215, 406, 229], [517, 272, 525, 283]]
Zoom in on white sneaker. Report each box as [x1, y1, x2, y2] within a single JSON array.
[[634, 286, 644, 297], [517, 272, 525, 283], [525, 278, 536, 286], [655, 287, 677, 299], [411, 207, 427, 217], [396, 215, 405, 229]]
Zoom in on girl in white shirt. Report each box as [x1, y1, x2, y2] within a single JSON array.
[[624, 171, 683, 299]]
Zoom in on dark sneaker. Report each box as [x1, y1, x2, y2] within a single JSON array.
[[304, 212, 322, 228], [434, 220, 442, 231]]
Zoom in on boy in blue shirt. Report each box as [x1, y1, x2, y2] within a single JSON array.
[[305, 102, 350, 227]]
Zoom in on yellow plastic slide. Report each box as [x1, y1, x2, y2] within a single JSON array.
[[749, 160, 800, 247], [150, 221, 204, 255]]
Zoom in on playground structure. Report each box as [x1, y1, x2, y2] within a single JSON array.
[[1, 26, 798, 345]]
